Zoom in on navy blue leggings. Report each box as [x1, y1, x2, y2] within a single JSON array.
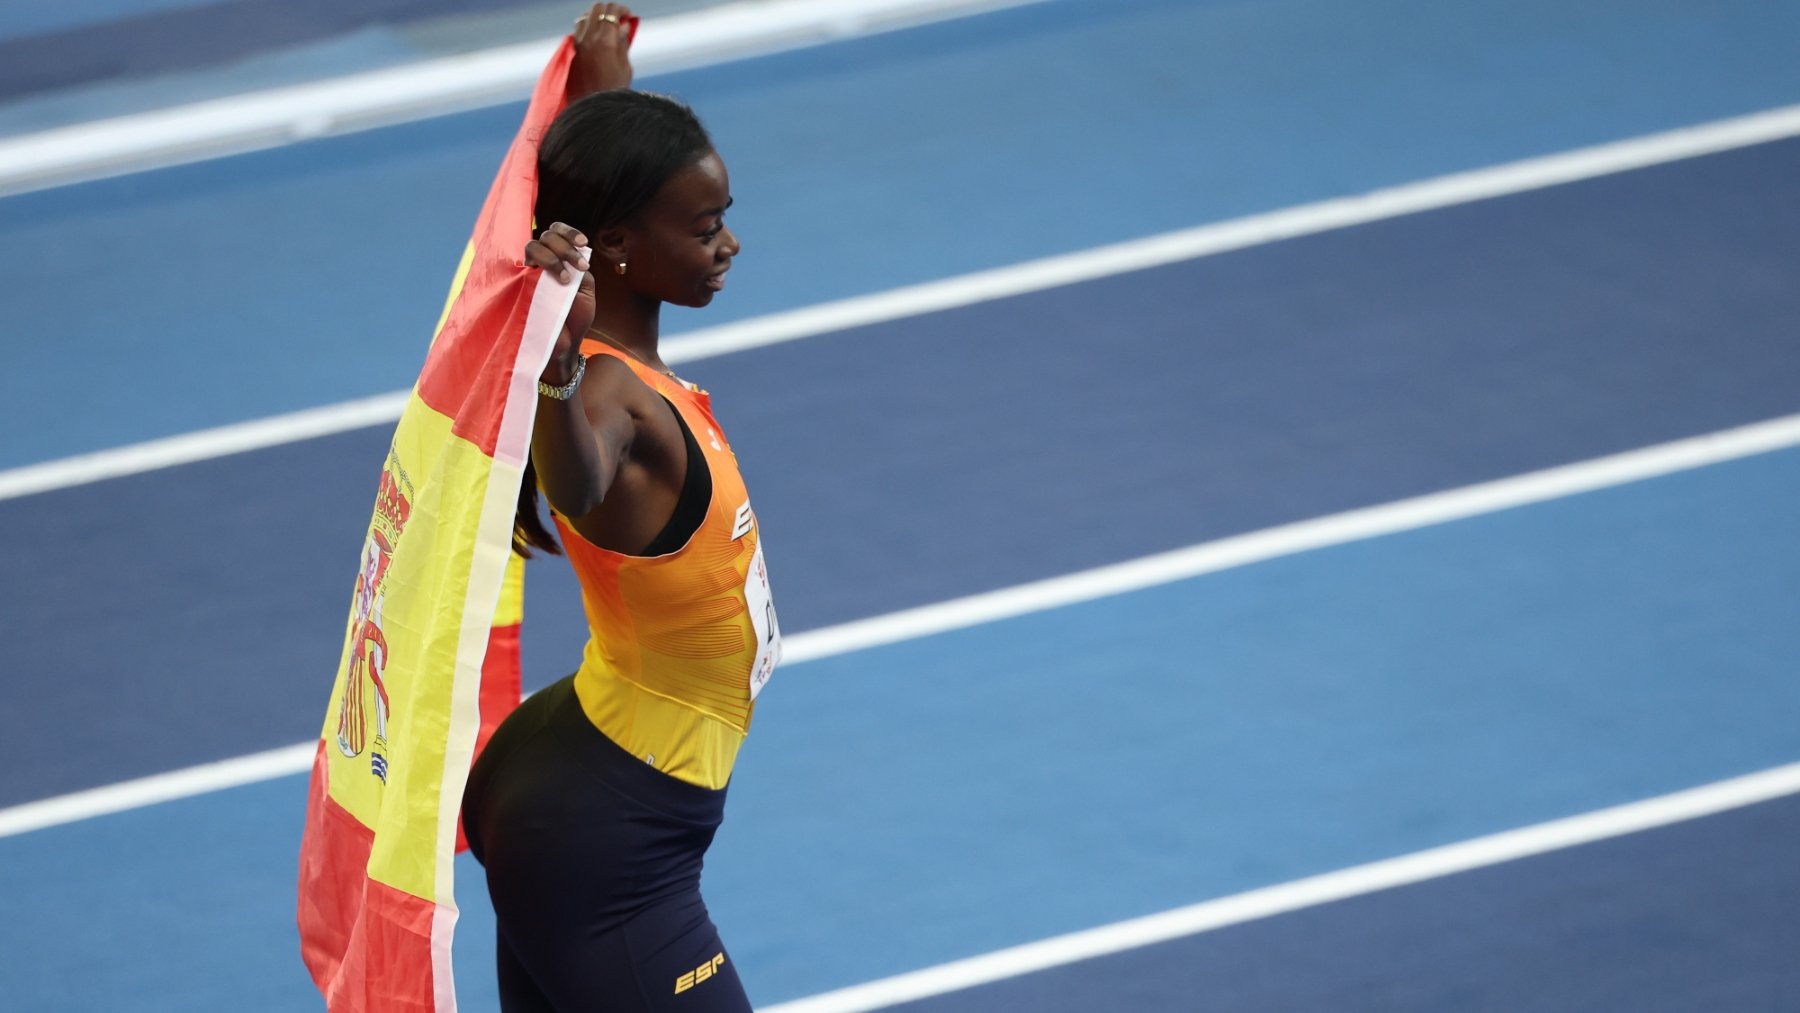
[[462, 677, 750, 1012]]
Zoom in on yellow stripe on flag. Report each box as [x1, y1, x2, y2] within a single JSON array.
[[494, 551, 525, 629], [320, 395, 502, 899], [298, 37, 580, 1011]]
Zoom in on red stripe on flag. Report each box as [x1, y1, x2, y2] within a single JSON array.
[[299, 38, 576, 1012], [322, 879, 438, 1013], [415, 40, 576, 457], [417, 278, 540, 457], [298, 742, 437, 1011], [456, 620, 523, 853]]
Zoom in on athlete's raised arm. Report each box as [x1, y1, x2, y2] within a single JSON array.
[[566, 3, 636, 100], [527, 223, 634, 521]]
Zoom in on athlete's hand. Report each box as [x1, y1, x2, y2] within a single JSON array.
[[527, 223, 596, 383], [567, 3, 636, 99]]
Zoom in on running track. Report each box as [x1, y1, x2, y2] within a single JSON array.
[[2, 1, 1798, 1009]]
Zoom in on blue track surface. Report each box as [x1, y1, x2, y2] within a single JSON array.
[[0, 0, 546, 100], [3, 1, 1800, 1010], [892, 793, 1800, 1012], [5, 133, 1798, 806], [0, 0, 219, 42], [3, 446, 1796, 1008], [4, 0, 1800, 466]]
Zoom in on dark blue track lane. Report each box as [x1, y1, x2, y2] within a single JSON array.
[[891, 793, 1800, 1012], [4, 441, 1796, 1009], [7, 0, 1800, 467], [5, 136, 1799, 806], [0, 0, 543, 102]]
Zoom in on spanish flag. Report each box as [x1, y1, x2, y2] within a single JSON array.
[[296, 41, 579, 1011]]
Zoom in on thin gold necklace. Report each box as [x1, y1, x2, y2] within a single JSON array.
[[590, 328, 679, 381]]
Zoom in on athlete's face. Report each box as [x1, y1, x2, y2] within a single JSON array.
[[620, 151, 738, 308]]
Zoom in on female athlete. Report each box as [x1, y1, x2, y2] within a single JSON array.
[[461, 6, 779, 1010]]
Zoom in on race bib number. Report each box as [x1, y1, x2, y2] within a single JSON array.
[[745, 538, 781, 699]]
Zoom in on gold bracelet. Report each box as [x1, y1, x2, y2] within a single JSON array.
[[537, 354, 587, 400]]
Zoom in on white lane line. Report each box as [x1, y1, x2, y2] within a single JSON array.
[[0, 0, 1051, 197], [761, 760, 1800, 1012], [0, 742, 316, 839], [3, 411, 1797, 840], [778, 412, 1800, 664], [0, 391, 409, 500], [5, 100, 1800, 502], [669, 101, 1800, 364]]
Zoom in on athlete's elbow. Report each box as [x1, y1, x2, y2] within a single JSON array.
[[544, 479, 607, 522]]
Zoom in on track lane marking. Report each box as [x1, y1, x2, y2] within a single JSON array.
[[0, 0, 1052, 197], [4, 100, 1799, 500], [0, 391, 410, 500], [763, 761, 1800, 1012], [3, 411, 1797, 839], [0, 742, 315, 839]]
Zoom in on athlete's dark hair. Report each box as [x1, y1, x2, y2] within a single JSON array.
[[514, 89, 715, 558]]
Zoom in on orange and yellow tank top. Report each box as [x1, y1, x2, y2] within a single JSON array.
[[550, 341, 781, 789]]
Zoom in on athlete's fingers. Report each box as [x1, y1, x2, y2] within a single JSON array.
[[523, 240, 557, 268], [534, 226, 590, 275], [524, 241, 572, 282], [526, 240, 589, 282], [595, 4, 619, 39], [578, 3, 632, 47], [537, 230, 588, 267], [608, 5, 635, 48], [542, 221, 588, 248]]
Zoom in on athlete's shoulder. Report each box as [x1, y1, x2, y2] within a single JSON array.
[[578, 351, 687, 470], [578, 351, 657, 411]]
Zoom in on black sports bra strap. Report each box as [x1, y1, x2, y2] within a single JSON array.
[[637, 395, 713, 557]]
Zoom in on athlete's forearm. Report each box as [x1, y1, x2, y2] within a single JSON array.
[[532, 373, 618, 520]]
